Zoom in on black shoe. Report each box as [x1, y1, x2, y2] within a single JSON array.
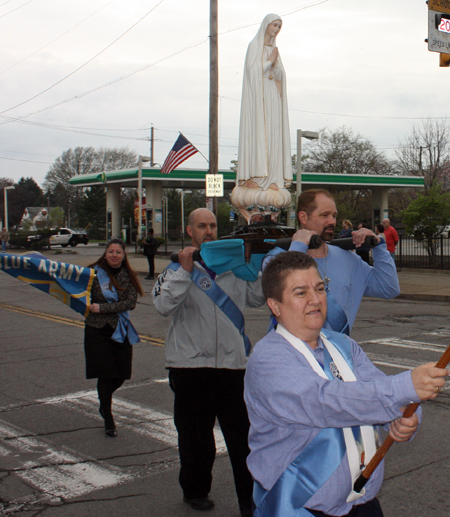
[[183, 496, 215, 511], [99, 407, 117, 437], [239, 501, 253, 516]]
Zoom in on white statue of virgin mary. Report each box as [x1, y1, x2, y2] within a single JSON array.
[[231, 13, 292, 223]]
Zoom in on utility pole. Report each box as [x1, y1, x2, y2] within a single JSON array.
[[210, 0, 219, 215], [150, 125, 155, 167]]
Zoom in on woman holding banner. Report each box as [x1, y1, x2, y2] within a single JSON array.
[[85, 238, 144, 437]]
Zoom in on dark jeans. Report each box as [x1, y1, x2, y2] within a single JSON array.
[[307, 497, 384, 517], [169, 368, 253, 509], [146, 254, 155, 277]]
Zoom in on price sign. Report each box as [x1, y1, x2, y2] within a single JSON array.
[[206, 174, 223, 197]]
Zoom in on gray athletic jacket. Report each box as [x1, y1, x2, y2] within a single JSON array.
[[152, 263, 265, 369]]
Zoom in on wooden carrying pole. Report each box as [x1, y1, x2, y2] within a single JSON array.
[[353, 343, 450, 493]]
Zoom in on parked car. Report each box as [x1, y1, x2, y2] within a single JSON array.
[[9, 232, 47, 249], [49, 228, 89, 247]]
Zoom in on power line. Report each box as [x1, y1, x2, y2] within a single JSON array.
[[0, 0, 115, 77], [0, 0, 166, 115], [0, 36, 209, 123], [0, 155, 52, 164], [288, 106, 450, 121], [220, 95, 450, 122], [0, 0, 329, 122], [0, 0, 34, 19], [0, 0, 16, 8], [0, 115, 150, 140], [219, 0, 331, 37]]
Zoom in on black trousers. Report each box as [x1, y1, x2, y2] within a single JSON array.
[[146, 254, 155, 277], [169, 368, 253, 509], [307, 497, 384, 517]]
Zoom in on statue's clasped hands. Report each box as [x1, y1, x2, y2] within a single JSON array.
[[269, 47, 279, 66]]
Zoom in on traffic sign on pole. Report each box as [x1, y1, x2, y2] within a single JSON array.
[[428, 9, 450, 54], [206, 174, 223, 197], [429, 0, 450, 16], [427, 1, 450, 64]]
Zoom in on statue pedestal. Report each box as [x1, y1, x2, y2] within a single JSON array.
[[230, 184, 292, 224]]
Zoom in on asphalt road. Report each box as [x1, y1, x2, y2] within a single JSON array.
[[1, 247, 450, 516]]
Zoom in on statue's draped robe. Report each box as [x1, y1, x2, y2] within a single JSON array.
[[237, 13, 292, 191]]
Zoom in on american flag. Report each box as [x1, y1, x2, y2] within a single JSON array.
[[160, 133, 198, 174]]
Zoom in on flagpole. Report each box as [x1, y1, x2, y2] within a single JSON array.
[[209, 0, 219, 216]]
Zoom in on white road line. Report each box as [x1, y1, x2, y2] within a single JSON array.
[[366, 352, 450, 390], [0, 386, 229, 510], [365, 352, 423, 370], [426, 330, 450, 337], [0, 384, 227, 450], [361, 338, 446, 354], [50, 392, 227, 453], [0, 420, 130, 504]]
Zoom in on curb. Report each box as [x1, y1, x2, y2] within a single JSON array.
[[397, 293, 450, 303]]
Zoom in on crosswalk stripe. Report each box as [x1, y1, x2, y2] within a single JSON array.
[[0, 420, 130, 503], [53, 392, 227, 453], [361, 337, 446, 354], [0, 385, 228, 510]]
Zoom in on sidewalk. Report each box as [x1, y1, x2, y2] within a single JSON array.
[[147, 256, 450, 303], [9, 248, 450, 303], [396, 268, 450, 303]]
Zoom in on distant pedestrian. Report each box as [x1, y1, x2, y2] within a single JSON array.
[[85, 238, 144, 438], [143, 228, 158, 280], [382, 218, 399, 260], [1, 228, 9, 252], [337, 219, 353, 239], [376, 224, 385, 241]]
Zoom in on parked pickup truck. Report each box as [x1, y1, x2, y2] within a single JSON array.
[[50, 228, 89, 247]]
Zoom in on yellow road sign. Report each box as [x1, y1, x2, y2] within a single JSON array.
[[429, 0, 450, 16]]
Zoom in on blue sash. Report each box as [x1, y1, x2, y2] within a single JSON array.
[[324, 289, 349, 336], [166, 262, 252, 355], [96, 267, 140, 345], [254, 330, 353, 517]]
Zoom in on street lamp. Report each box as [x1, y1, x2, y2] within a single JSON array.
[[4, 186, 15, 231], [296, 130, 319, 227], [162, 196, 169, 253], [137, 155, 151, 242], [181, 190, 192, 249]]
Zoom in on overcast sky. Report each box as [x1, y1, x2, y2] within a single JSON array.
[[0, 0, 445, 187]]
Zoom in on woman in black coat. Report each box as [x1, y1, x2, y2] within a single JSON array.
[[85, 238, 144, 437]]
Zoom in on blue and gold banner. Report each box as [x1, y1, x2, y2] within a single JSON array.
[[0, 252, 95, 317]]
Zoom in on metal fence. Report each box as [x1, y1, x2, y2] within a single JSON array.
[[396, 235, 450, 270]]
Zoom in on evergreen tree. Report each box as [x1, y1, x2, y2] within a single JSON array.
[[78, 186, 106, 239], [7, 177, 44, 227]]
